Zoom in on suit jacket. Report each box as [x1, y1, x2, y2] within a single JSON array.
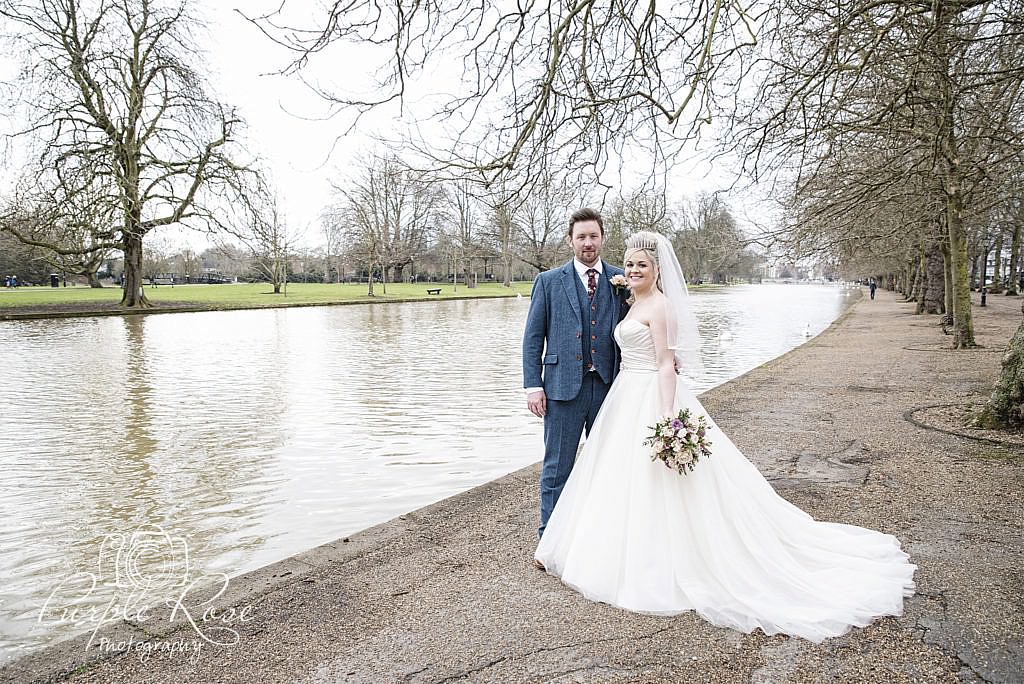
[[522, 259, 627, 401]]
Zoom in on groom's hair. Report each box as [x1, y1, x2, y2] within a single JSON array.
[[568, 207, 604, 236]]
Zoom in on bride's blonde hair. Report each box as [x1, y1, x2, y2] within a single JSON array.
[[624, 231, 664, 295]]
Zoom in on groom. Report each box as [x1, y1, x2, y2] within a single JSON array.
[[522, 207, 626, 542]]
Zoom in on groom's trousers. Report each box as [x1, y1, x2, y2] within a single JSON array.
[[539, 372, 611, 538]]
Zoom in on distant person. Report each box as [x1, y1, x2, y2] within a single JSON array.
[[3, 276, 9, 288], [11, 275, 17, 288], [869, 278, 877, 300]]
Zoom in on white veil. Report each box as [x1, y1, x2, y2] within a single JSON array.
[[628, 232, 704, 384]]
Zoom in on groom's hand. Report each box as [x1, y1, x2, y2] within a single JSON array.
[[527, 390, 547, 418]]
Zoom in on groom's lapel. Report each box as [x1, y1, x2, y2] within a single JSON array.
[[559, 261, 581, 320], [603, 260, 624, 324]]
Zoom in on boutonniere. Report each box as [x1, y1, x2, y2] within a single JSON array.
[[609, 274, 628, 297]]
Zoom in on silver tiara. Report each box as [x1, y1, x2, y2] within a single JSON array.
[[625, 232, 658, 252]]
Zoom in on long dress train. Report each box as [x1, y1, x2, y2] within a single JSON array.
[[535, 319, 915, 643]]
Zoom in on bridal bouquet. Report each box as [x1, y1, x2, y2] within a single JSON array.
[[644, 409, 713, 475]]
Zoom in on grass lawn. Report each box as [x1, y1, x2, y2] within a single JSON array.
[[0, 280, 535, 315]]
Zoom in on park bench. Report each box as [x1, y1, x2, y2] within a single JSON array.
[[426, 288, 441, 295]]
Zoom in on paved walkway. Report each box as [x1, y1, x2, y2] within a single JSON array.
[[3, 290, 1022, 683]]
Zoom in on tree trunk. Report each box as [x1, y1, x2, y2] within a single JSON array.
[[924, 242, 945, 314], [980, 239, 991, 290], [948, 206, 976, 348], [991, 230, 1005, 293], [271, 251, 283, 293], [119, 231, 151, 307], [87, 272, 103, 288], [915, 246, 926, 314], [941, 222, 954, 329], [934, 7, 975, 349], [911, 258, 922, 302], [1007, 221, 1021, 296], [366, 256, 375, 296], [975, 305, 1024, 428], [903, 260, 917, 300], [968, 234, 979, 289]]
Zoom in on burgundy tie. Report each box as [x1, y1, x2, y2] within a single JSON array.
[[586, 268, 598, 298]]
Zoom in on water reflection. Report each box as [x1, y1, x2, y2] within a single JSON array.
[[688, 284, 850, 392], [0, 283, 852, 660]]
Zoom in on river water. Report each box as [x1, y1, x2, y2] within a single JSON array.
[[0, 282, 855, 661]]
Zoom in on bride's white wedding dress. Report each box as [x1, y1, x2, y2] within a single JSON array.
[[535, 319, 916, 643]]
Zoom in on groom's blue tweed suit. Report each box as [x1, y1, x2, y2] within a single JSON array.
[[523, 258, 625, 537]]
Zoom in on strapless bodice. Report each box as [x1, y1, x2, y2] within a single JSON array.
[[614, 319, 658, 372]]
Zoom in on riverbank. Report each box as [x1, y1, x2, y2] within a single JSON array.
[[0, 281, 735, 320], [0, 282, 535, 320], [3, 290, 1021, 683]]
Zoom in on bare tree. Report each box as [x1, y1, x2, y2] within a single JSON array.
[[479, 174, 528, 288], [491, 204, 517, 288], [331, 154, 440, 294], [595, 189, 672, 267], [171, 245, 200, 282], [0, 218, 51, 285], [2, 171, 119, 286], [977, 303, 1024, 429], [1, 0, 260, 307], [439, 179, 481, 289], [675, 193, 748, 284], [726, 0, 1024, 349], [517, 172, 577, 273], [236, 199, 298, 294], [1007, 193, 1024, 297], [321, 211, 346, 283], [250, 1, 761, 192]]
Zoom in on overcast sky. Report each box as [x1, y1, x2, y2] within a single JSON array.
[[199, 2, 349, 243], [1, 1, 771, 252], [197, 2, 764, 244]]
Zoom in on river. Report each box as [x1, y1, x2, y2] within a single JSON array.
[[0, 282, 856, 660]]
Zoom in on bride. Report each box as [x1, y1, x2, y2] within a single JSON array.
[[534, 231, 915, 643]]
